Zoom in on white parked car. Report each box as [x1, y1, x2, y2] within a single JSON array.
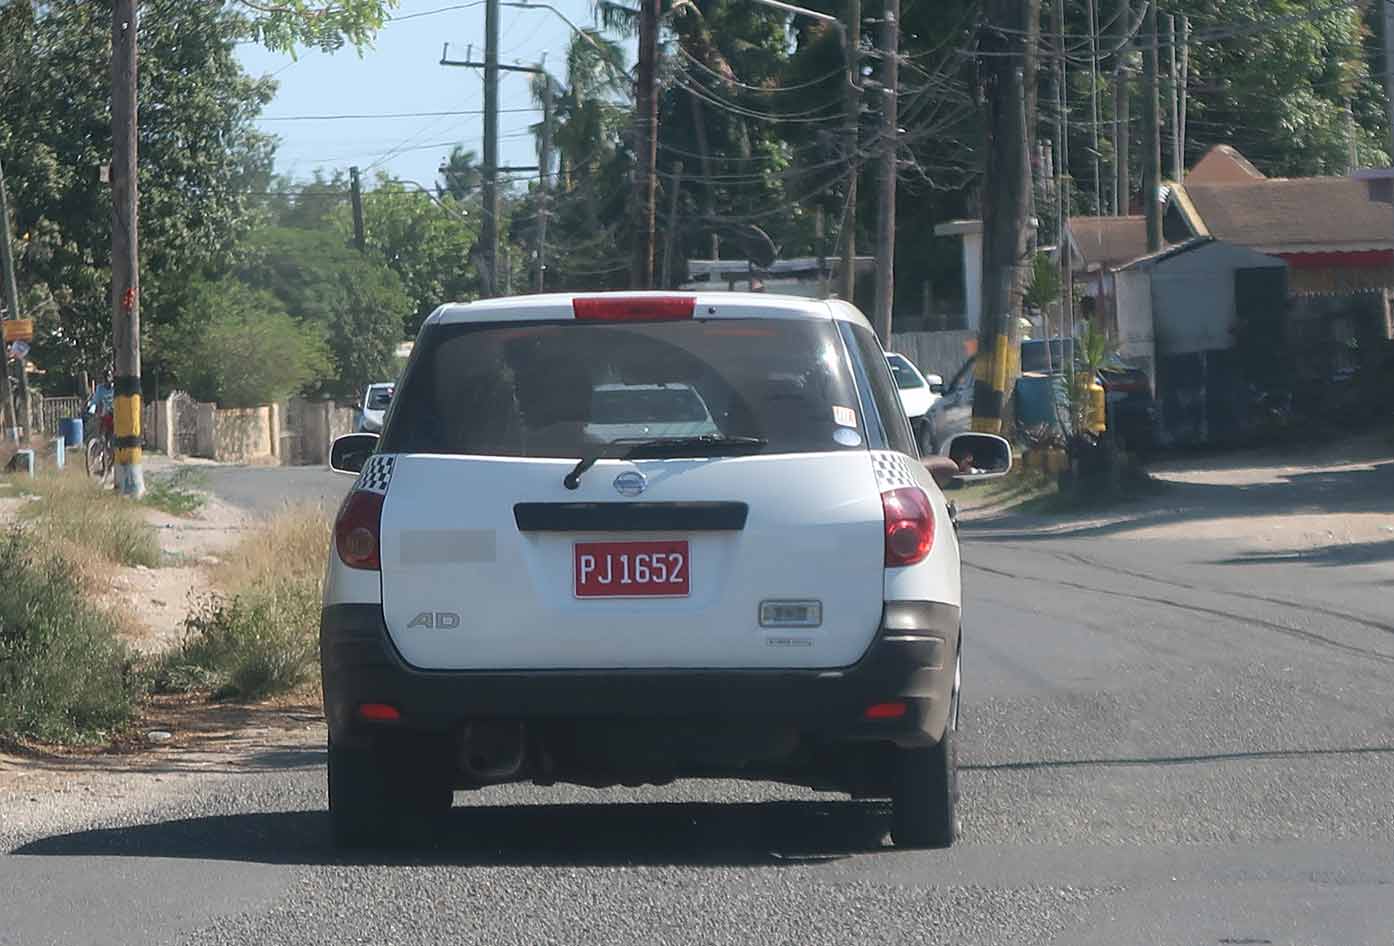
[[323, 292, 1009, 850], [358, 382, 394, 433], [885, 351, 943, 453], [583, 382, 720, 442]]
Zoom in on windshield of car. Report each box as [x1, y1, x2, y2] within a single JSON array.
[[381, 318, 866, 457], [365, 385, 393, 410], [886, 354, 926, 390]]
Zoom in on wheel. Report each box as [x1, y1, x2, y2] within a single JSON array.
[[890, 727, 958, 849], [328, 739, 453, 849], [84, 438, 113, 483], [890, 652, 960, 849]]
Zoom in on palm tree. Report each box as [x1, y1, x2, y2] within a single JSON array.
[[437, 146, 481, 201]]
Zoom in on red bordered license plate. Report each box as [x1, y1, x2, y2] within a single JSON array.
[[574, 540, 689, 598]]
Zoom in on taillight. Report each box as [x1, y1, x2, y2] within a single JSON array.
[[882, 487, 934, 566], [572, 295, 695, 321], [334, 490, 384, 570]]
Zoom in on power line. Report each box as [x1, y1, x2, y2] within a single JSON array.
[[258, 107, 541, 121]]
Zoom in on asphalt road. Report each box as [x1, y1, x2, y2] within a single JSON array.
[[4, 469, 1393, 944]]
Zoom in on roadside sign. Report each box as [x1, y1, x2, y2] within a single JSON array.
[[3, 319, 33, 343]]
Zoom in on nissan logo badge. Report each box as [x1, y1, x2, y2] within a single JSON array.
[[613, 471, 646, 497]]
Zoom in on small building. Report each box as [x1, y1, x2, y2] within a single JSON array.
[[1114, 238, 1287, 445], [1165, 146, 1394, 401]]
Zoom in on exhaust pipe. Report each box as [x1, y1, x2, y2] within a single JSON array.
[[458, 721, 527, 783]]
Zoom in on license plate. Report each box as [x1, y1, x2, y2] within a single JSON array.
[[574, 540, 690, 598]]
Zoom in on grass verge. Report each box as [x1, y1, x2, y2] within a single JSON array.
[[0, 530, 141, 743], [159, 505, 330, 701], [142, 468, 208, 518], [15, 470, 161, 574]]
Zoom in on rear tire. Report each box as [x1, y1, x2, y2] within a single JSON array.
[[890, 726, 958, 849], [328, 740, 454, 849]]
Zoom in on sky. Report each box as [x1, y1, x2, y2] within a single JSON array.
[[235, 0, 629, 191]]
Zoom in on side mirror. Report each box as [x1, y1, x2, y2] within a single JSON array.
[[329, 432, 379, 475], [925, 374, 943, 391], [938, 432, 1012, 483], [929, 383, 945, 395]]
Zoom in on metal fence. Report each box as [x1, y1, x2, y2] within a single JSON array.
[[36, 396, 84, 437]]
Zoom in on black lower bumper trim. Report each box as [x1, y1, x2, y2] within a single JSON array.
[[320, 601, 960, 751]]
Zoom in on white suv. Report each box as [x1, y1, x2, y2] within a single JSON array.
[[323, 292, 1009, 850]]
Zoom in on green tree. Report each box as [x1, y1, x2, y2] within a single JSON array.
[[0, 0, 276, 382], [160, 279, 330, 407], [437, 146, 482, 201], [234, 227, 409, 397], [337, 178, 481, 335], [231, 0, 398, 54]]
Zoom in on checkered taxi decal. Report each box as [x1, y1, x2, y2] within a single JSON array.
[[354, 454, 395, 494], [871, 451, 917, 490]]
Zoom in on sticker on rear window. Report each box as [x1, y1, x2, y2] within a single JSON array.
[[832, 405, 857, 428]]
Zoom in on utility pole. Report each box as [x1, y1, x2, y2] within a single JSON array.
[[1167, 14, 1181, 182], [661, 162, 684, 288], [442, 35, 544, 297], [873, 0, 899, 342], [1346, 99, 1359, 173], [537, 72, 553, 293], [974, 0, 1041, 435], [1113, 0, 1131, 215], [839, 0, 862, 302], [1142, 0, 1161, 251], [632, 0, 660, 289], [483, 0, 500, 295], [1054, 0, 1073, 344], [1382, 0, 1394, 250], [1087, 0, 1102, 214], [1179, 15, 1189, 176], [0, 157, 23, 438], [349, 166, 366, 251], [111, 0, 144, 498]]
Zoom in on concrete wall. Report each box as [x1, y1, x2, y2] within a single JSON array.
[[194, 403, 217, 459], [289, 397, 358, 466], [888, 329, 978, 382], [213, 406, 275, 464]]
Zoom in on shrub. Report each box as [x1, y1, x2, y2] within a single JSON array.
[[161, 504, 330, 701], [161, 579, 320, 700], [0, 531, 140, 742], [160, 277, 331, 408]]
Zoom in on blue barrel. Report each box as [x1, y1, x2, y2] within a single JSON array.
[[59, 417, 83, 447], [1014, 373, 1068, 432]]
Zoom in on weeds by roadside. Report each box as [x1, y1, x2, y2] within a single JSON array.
[[0, 530, 140, 743], [15, 471, 161, 573], [142, 468, 208, 518], [159, 505, 329, 701]]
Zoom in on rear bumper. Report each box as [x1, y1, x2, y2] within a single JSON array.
[[320, 601, 960, 752]]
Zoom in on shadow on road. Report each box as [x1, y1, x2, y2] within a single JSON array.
[[1212, 538, 1394, 568], [964, 743, 1394, 773], [962, 458, 1394, 543], [12, 799, 888, 868]]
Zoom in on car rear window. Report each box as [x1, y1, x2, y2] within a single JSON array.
[[366, 387, 393, 409], [381, 318, 867, 457], [886, 354, 925, 390]]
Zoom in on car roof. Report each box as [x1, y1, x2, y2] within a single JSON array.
[[427, 292, 872, 329]]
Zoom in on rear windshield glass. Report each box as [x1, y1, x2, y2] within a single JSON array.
[[886, 355, 924, 390], [366, 386, 393, 409], [381, 318, 866, 457]]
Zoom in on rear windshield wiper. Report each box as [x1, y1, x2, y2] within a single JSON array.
[[563, 435, 768, 490]]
